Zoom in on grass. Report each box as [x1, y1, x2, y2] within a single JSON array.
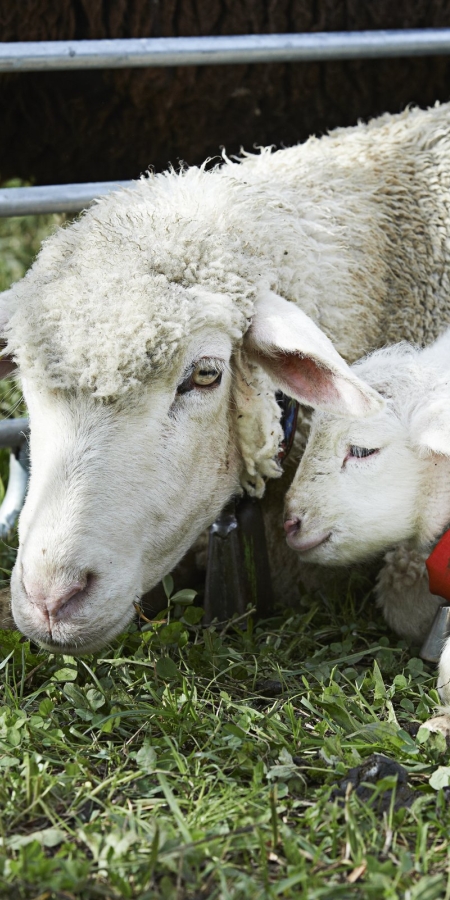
[[0, 584, 449, 900], [0, 198, 449, 900]]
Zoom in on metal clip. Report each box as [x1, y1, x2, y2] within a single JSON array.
[[420, 603, 450, 663]]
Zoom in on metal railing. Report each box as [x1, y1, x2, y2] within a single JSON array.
[[2, 29, 450, 72], [0, 420, 29, 538], [0, 418, 29, 448], [2, 29, 450, 216], [0, 181, 134, 217]]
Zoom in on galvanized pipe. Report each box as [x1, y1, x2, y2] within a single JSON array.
[[3, 29, 450, 216], [0, 446, 29, 539], [0, 181, 135, 217], [0, 419, 29, 448], [0, 421, 30, 538], [2, 30, 450, 72]]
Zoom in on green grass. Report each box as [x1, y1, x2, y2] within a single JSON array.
[[0, 583, 449, 900], [0, 197, 449, 900]]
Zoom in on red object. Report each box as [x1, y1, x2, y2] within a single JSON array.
[[426, 530, 450, 601]]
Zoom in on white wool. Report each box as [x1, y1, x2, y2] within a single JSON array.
[[6, 100, 450, 656], [8, 101, 450, 391], [232, 351, 283, 497], [5, 173, 257, 399], [5, 103, 450, 449]]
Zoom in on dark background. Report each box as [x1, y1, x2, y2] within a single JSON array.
[[2, 0, 450, 185]]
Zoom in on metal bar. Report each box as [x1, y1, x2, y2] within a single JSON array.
[[3, 28, 450, 217], [2, 30, 450, 73], [421, 604, 450, 662], [0, 181, 134, 217], [0, 446, 29, 539], [0, 419, 29, 448]]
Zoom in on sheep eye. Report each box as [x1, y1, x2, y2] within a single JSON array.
[[177, 360, 223, 395], [348, 445, 379, 459], [192, 365, 222, 387]]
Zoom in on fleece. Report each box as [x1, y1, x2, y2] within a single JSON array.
[[4, 101, 450, 600], [6, 101, 450, 405]]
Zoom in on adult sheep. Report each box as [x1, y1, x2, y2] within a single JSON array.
[[2, 100, 450, 654]]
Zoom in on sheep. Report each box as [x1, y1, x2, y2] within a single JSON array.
[[284, 328, 450, 709], [3, 99, 450, 654]]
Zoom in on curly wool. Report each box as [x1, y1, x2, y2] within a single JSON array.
[[5, 172, 259, 399], [8, 101, 450, 401], [6, 101, 450, 496], [375, 544, 443, 641], [232, 352, 283, 497]]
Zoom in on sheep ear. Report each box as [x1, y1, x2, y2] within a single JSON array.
[[0, 291, 16, 380], [245, 291, 383, 416], [411, 401, 450, 456]]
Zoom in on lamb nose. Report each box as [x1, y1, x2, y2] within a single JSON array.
[[23, 577, 88, 618], [283, 517, 301, 536]]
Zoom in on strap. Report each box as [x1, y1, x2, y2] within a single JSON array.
[[276, 392, 299, 464]]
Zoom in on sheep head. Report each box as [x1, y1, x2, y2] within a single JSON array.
[[0, 182, 381, 654], [284, 341, 450, 566]]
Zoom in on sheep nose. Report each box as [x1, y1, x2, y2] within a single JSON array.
[[284, 517, 301, 537], [23, 575, 88, 619]]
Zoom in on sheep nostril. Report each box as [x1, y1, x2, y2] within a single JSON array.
[[52, 581, 87, 613], [22, 572, 93, 619], [283, 517, 301, 537]]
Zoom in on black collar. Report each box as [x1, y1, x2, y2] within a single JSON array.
[[276, 392, 299, 465]]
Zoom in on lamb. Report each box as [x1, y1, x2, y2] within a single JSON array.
[[284, 328, 450, 707], [3, 100, 450, 654]]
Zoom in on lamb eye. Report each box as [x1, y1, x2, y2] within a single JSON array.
[[348, 445, 379, 459], [177, 360, 223, 395]]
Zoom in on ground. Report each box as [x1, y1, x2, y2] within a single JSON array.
[[0, 203, 449, 900]]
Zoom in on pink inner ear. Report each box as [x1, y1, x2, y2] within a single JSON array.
[[273, 353, 341, 407]]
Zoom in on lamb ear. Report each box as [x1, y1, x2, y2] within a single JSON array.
[[245, 292, 383, 416], [410, 401, 450, 456], [0, 290, 16, 380]]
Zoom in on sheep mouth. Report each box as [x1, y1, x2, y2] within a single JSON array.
[[286, 531, 332, 553], [33, 618, 131, 656], [12, 594, 137, 655]]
